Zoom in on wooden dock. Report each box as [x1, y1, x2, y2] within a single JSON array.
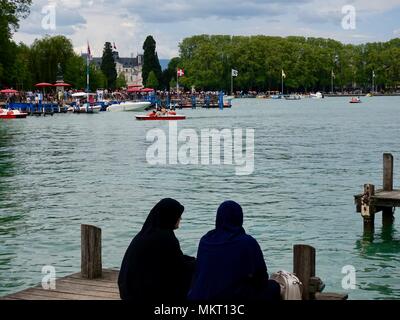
[[1, 269, 119, 300], [354, 153, 398, 232], [1, 225, 347, 301]]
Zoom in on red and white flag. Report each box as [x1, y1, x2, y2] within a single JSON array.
[[177, 68, 184, 77]]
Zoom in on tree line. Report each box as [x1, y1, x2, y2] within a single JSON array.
[[170, 35, 400, 93]]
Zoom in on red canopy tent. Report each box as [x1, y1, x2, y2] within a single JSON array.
[[53, 83, 71, 87], [127, 87, 142, 93], [140, 88, 155, 93], [35, 83, 53, 87], [0, 89, 18, 94]]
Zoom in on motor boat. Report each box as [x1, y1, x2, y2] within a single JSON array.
[[349, 97, 362, 103], [136, 111, 186, 120], [106, 101, 151, 112], [284, 94, 301, 100], [310, 92, 323, 99], [0, 108, 27, 119]]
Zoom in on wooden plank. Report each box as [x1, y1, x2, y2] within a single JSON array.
[[2, 269, 120, 300], [9, 287, 116, 300], [383, 153, 394, 191], [59, 278, 118, 289], [315, 292, 348, 300], [81, 225, 102, 279], [293, 245, 315, 300], [69, 270, 118, 282]]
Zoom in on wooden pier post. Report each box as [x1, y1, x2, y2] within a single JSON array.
[[81, 224, 102, 279], [382, 153, 395, 226], [361, 184, 375, 233], [293, 244, 315, 300]]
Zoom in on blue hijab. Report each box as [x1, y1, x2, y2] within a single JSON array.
[[188, 201, 268, 300]]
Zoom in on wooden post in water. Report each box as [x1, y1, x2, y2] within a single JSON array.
[[361, 184, 375, 233], [382, 153, 395, 227], [81, 224, 102, 279], [293, 244, 315, 300]]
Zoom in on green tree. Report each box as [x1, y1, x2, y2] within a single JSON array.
[[142, 35, 162, 88], [0, 0, 32, 87], [116, 73, 127, 88], [146, 70, 159, 89], [30, 35, 75, 84], [100, 42, 117, 89]]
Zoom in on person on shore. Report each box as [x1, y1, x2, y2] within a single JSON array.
[[118, 198, 196, 301], [188, 200, 281, 301]]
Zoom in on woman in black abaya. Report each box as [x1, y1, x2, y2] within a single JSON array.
[[118, 198, 196, 301]]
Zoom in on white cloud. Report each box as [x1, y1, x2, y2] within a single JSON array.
[[12, 0, 400, 58]]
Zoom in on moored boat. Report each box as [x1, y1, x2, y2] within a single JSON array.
[[106, 101, 151, 112], [0, 109, 28, 119]]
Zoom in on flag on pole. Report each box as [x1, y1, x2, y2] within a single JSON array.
[[177, 68, 185, 77], [232, 69, 238, 77], [87, 42, 91, 60], [331, 70, 335, 79], [282, 69, 286, 78]]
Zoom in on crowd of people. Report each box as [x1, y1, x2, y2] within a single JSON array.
[[118, 199, 281, 302]]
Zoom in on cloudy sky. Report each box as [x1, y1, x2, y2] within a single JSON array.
[[12, 0, 400, 59]]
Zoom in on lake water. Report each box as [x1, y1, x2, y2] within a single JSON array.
[[1, 97, 399, 299]]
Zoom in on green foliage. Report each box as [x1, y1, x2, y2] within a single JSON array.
[[142, 35, 162, 89], [178, 35, 400, 92], [116, 73, 127, 89], [146, 70, 159, 89], [100, 42, 117, 89], [29, 35, 75, 84]]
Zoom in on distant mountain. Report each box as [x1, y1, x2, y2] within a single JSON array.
[[159, 59, 170, 71]]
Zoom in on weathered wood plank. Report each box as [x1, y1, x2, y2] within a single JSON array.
[[81, 225, 102, 279], [315, 292, 348, 300], [293, 244, 315, 300], [383, 153, 394, 192]]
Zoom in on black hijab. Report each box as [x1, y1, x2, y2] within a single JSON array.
[[118, 198, 193, 301]]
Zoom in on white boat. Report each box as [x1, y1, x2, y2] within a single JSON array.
[[106, 101, 151, 112], [284, 94, 301, 100], [310, 92, 323, 99], [80, 103, 101, 113]]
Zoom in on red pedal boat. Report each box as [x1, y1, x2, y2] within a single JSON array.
[[136, 111, 186, 121], [0, 109, 28, 119], [349, 97, 361, 103]]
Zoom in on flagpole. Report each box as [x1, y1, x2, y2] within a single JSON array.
[[372, 70, 375, 94], [331, 70, 333, 94], [176, 68, 179, 94], [86, 45, 89, 111], [281, 73, 284, 96], [231, 72, 233, 96]]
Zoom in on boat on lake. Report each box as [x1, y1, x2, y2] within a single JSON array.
[[0, 108, 28, 119], [106, 101, 151, 112], [284, 94, 301, 100], [349, 97, 362, 103], [136, 111, 186, 120], [310, 92, 323, 99]]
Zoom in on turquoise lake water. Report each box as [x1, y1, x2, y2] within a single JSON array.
[[1, 97, 399, 299]]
